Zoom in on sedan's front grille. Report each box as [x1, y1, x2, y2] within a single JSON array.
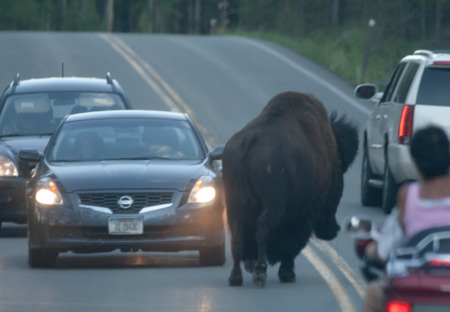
[[78, 192, 174, 214]]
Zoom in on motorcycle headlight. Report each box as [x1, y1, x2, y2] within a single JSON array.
[[188, 176, 216, 203], [0, 155, 18, 177], [35, 177, 63, 205]]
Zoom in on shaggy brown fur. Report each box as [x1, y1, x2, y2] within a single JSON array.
[[222, 91, 358, 286]]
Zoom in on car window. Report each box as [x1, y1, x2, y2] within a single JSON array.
[[382, 62, 407, 103], [0, 92, 127, 136], [416, 67, 450, 106], [393, 62, 419, 103], [48, 118, 204, 162]]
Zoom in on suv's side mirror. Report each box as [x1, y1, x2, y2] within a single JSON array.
[[354, 84, 378, 99], [19, 149, 42, 162]]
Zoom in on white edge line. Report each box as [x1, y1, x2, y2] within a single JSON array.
[[243, 38, 372, 116]]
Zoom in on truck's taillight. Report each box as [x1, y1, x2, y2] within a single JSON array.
[[387, 301, 411, 312], [398, 105, 414, 144], [433, 61, 450, 66]]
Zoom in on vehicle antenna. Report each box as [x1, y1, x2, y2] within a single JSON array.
[[11, 73, 20, 93], [62, 62, 64, 77]]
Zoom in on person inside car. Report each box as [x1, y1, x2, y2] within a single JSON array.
[[363, 125, 450, 312], [142, 127, 184, 159], [74, 132, 103, 160]]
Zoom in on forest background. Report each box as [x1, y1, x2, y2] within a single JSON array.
[[1, 0, 449, 88]]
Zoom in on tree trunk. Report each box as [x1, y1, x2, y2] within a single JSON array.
[[106, 0, 114, 32], [435, 0, 442, 45], [195, 0, 201, 34], [421, 0, 426, 45], [331, 0, 339, 26]]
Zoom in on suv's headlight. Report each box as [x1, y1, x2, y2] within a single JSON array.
[[35, 177, 63, 205], [188, 176, 216, 203], [0, 155, 18, 177]]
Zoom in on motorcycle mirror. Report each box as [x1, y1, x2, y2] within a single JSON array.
[[343, 216, 372, 233]]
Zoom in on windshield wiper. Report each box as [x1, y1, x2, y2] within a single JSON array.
[[0, 133, 52, 138], [102, 156, 175, 161]]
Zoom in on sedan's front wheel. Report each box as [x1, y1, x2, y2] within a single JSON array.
[[28, 247, 58, 268]]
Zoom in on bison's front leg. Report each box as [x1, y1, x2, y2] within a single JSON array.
[[229, 262, 243, 286], [253, 211, 271, 287], [278, 258, 296, 283]]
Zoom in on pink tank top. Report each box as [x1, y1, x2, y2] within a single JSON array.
[[403, 182, 450, 238]]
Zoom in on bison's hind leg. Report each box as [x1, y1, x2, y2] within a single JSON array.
[[252, 262, 267, 287], [244, 260, 256, 273]]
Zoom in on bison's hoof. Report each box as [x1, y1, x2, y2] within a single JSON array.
[[229, 276, 243, 286], [252, 272, 266, 287], [244, 260, 256, 273], [278, 271, 296, 283], [229, 268, 243, 286], [252, 262, 267, 287]]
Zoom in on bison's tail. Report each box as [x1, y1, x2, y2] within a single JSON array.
[[329, 111, 359, 173]]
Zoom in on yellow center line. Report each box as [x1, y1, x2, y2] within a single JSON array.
[[311, 238, 366, 297], [97, 33, 217, 147], [303, 245, 356, 312], [98, 32, 359, 311], [97, 33, 180, 113]]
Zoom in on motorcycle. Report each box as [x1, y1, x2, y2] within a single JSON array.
[[344, 215, 385, 282], [345, 215, 450, 312]]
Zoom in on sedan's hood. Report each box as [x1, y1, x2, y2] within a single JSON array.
[[48, 160, 209, 192], [1, 136, 50, 155]]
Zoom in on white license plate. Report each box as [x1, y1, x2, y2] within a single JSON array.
[[108, 216, 143, 235]]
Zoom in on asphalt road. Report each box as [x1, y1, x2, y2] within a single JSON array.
[[0, 31, 388, 312]]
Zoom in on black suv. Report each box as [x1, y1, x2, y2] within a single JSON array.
[[355, 50, 450, 213], [0, 73, 132, 226]]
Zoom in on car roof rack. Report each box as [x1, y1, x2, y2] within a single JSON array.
[[11, 73, 20, 93], [414, 49, 450, 56], [106, 72, 116, 91], [414, 50, 434, 56]]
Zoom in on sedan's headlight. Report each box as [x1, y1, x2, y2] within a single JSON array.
[[188, 176, 216, 203], [35, 177, 63, 205], [0, 155, 18, 177]]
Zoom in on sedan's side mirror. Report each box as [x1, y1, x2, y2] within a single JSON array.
[[208, 145, 224, 174], [354, 84, 378, 99], [208, 145, 224, 160]]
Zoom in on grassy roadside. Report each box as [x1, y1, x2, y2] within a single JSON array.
[[224, 28, 420, 89]]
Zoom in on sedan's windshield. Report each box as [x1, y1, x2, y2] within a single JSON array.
[[48, 118, 205, 162], [0, 92, 126, 136]]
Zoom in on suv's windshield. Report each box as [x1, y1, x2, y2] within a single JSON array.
[[48, 118, 204, 162], [0, 92, 126, 136], [416, 67, 450, 106]]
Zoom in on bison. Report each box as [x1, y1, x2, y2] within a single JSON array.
[[222, 91, 359, 287]]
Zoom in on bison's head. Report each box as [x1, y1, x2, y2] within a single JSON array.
[[330, 111, 359, 173]]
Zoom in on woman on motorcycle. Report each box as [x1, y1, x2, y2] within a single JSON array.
[[363, 125, 450, 312]]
